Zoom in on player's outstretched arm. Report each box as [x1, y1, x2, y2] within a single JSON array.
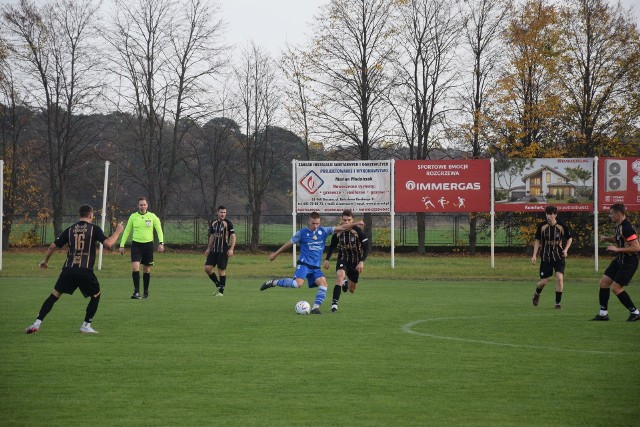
[[104, 222, 125, 250], [334, 220, 365, 233], [269, 240, 293, 261]]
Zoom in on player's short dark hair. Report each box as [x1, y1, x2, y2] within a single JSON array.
[[137, 196, 148, 203], [79, 204, 93, 217], [217, 205, 226, 211], [309, 212, 320, 220], [610, 203, 626, 215], [342, 209, 354, 217], [544, 205, 558, 215]]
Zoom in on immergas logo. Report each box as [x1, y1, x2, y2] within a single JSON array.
[[405, 181, 481, 191], [299, 170, 324, 194]]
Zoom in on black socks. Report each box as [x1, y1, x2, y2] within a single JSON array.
[[37, 294, 59, 321]]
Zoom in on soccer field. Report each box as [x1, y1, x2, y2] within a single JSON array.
[[0, 251, 638, 426]]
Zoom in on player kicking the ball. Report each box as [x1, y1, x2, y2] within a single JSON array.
[[260, 211, 364, 314]]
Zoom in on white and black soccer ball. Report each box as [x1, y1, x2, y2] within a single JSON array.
[[295, 300, 311, 315]]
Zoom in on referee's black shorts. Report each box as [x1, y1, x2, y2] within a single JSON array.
[[131, 241, 154, 266]]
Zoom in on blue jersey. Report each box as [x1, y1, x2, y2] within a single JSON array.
[[291, 226, 334, 268]]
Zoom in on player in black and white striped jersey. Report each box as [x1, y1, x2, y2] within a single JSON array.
[[323, 210, 370, 313], [204, 206, 236, 296], [592, 203, 640, 321], [531, 205, 573, 309]]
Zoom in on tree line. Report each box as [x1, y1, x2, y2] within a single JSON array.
[[1, 0, 639, 253]]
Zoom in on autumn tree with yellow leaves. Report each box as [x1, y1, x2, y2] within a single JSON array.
[[487, 0, 564, 159]]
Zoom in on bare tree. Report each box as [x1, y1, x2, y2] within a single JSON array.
[[182, 88, 238, 217], [459, 0, 511, 254], [280, 45, 312, 160], [105, 0, 226, 220], [3, 0, 104, 235], [391, 0, 462, 254], [460, 0, 511, 159], [234, 43, 280, 251], [307, 0, 396, 161], [393, 0, 461, 160], [557, 0, 640, 157]]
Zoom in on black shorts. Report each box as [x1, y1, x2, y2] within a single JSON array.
[[604, 257, 638, 287], [131, 241, 154, 266], [205, 251, 229, 270], [539, 259, 565, 279], [54, 268, 100, 298], [336, 262, 360, 284]]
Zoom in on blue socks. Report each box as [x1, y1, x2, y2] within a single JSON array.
[[276, 278, 299, 288], [273, 280, 327, 309], [314, 286, 327, 307]]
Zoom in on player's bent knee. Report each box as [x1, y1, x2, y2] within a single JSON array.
[[612, 283, 624, 294]]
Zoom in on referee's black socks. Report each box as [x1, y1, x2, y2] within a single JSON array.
[[132, 271, 140, 292], [143, 273, 150, 293]]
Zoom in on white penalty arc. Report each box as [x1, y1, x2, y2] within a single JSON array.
[[402, 317, 636, 356]]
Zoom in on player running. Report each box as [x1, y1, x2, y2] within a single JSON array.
[[323, 209, 370, 312]]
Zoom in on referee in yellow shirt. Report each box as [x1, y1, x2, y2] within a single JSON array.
[[119, 197, 165, 299]]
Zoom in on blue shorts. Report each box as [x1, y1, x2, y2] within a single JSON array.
[[294, 264, 325, 287]]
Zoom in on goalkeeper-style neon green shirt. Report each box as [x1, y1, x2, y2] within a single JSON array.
[[120, 211, 164, 246]]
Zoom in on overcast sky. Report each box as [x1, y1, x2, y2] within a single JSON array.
[[4, 0, 639, 58], [218, 0, 639, 58], [216, 0, 326, 57]]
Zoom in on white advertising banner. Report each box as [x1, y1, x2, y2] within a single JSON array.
[[295, 160, 392, 213]]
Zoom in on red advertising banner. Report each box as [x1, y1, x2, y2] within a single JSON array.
[[394, 160, 491, 212], [598, 157, 640, 212]]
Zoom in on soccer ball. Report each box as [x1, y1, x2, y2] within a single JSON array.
[[295, 301, 311, 315]]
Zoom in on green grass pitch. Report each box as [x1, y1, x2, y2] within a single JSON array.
[[0, 251, 639, 426]]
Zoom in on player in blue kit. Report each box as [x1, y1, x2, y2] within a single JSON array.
[[260, 211, 365, 314]]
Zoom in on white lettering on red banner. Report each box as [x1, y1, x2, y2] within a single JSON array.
[[395, 160, 490, 212]]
